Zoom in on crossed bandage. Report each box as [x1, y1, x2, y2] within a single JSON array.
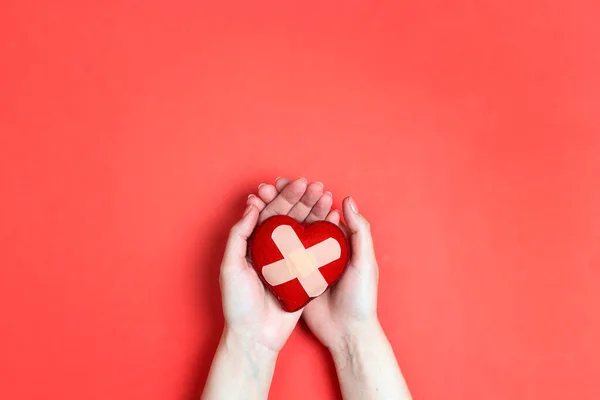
[[262, 225, 341, 297]]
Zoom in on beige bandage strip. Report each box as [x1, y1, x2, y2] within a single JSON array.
[[262, 225, 341, 297]]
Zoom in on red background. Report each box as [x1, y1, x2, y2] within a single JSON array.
[[1, 1, 599, 399]]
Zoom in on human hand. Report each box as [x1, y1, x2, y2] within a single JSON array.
[[206, 177, 408, 400], [302, 195, 381, 353], [255, 178, 379, 353], [236, 178, 411, 399], [219, 177, 338, 353]]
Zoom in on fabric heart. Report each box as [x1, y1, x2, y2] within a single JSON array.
[[249, 215, 350, 312]]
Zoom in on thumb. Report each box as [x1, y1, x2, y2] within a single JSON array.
[[221, 204, 259, 270], [342, 197, 376, 268]]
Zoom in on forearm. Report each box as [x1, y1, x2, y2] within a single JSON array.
[[202, 327, 278, 400], [331, 320, 412, 400]]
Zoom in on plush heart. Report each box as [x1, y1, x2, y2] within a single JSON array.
[[249, 215, 350, 312]]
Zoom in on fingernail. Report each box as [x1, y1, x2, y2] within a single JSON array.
[[349, 197, 358, 213], [299, 177, 308, 184], [258, 183, 265, 190], [276, 176, 283, 181], [247, 194, 255, 199], [243, 204, 253, 217], [325, 191, 332, 197], [315, 181, 324, 188]]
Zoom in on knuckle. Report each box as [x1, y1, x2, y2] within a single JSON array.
[[219, 263, 234, 281], [229, 223, 241, 237], [362, 219, 371, 231]]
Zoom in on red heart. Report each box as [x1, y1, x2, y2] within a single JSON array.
[[249, 215, 350, 312]]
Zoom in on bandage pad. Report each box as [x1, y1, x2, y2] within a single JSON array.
[[249, 215, 350, 312]]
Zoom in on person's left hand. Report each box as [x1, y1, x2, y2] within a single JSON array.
[[219, 177, 337, 352]]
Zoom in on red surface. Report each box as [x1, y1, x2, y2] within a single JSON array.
[[1, 1, 600, 399], [250, 215, 349, 312]]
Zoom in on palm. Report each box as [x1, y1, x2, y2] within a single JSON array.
[[301, 268, 354, 346], [221, 258, 300, 351]]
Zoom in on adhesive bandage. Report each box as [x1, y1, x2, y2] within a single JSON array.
[[262, 225, 341, 297]]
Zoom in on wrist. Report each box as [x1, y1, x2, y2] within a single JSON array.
[[203, 327, 278, 399], [326, 318, 413, 399], [328, 317, 383, 364], [222, 325, 279, 364]]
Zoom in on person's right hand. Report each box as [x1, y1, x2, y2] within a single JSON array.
[[301, 195, 382, 353]]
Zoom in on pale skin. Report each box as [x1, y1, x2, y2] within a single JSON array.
[[202, 177, 412, 400]]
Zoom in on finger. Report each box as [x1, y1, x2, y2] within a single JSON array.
[[325, 209, 351, 237], [259, 178, 308, 223], [221, 205, 259, 270], [257, 183, 278, 204], [325, 209, 341, 225], [342, 197, 376, 267], [246, 194, 267, 212], [275, 177, 291, 192], [288, 182, 324, 222], [304, 191, 333, 223]]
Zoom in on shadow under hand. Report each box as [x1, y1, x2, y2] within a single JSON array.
[[185, 190, 252, 400]]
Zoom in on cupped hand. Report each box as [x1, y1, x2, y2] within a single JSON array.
[[255, 178, 380, 353], [302, 196, 380, 353], [219, 177, 338, 353]]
